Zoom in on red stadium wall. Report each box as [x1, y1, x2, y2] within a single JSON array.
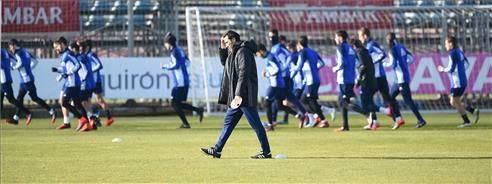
[[1, 0, 80, 33]]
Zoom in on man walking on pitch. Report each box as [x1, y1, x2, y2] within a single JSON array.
[[161, 32, 204, 128], [201, 30, 271, 159]]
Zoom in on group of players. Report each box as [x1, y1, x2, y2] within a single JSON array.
[[1, 37, 114, 132], [2, 27, 481, 132], [255, 28, 480, 131]]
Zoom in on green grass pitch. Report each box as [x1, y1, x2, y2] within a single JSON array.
[[1, 112, 491, 183]]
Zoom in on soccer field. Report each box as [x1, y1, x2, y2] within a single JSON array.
[[1, 112, 491, 183]]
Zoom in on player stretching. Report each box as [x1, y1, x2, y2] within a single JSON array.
[[385, 33, 426, 129], [8, 39, 56, 124], [1, 48, 32, 125], [161, 33, 204, 128], [52, 37, 91, 131], [85, 39, 114, 126], [437, 36, 480, 128]]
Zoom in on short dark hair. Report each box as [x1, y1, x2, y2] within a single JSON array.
[[8, 39, 19, 46], [336, 30, 349, 40], [223, 30, 240, 42], [287, 41, 296, 50], [446, 36, 458, 47], [257, 43, 267, 52], [78, 39, 87, 49], [164, 32, 177, 46], [359, 27, 371, 37], [350, 39, 364, 49], [279, 35, 287, 42], [70, 42, 79, 51], [54, 37, 68, 46], [85, 39, 93, 48], [298, 36, 308, 47], [269, 29, 279, 36]]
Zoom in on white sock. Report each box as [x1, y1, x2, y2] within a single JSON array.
[[313, 113, 319, 119], [87, 112, 93, 118], [308, 113, 315, 125], [49, 108, 54, 115], [395, 116, 401, 122], [13, 115, 20, 121], [68, 113, 74, 118], [63, 116, 70, 124]]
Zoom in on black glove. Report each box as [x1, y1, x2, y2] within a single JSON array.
[[51, 67, 59, 72], [61, 73, 68, 78]]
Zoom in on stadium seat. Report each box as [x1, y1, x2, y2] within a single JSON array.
[[134, 0, 154, 11], [111, 0, 128, 13], [80, 0, 91, 11], [400, 0, 417, 6], [417, 0, 434, 6], [91, 0, 112, 12]]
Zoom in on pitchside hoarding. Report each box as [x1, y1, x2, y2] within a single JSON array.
[[1, 0, 80, 37], [268, 0, 393, 31], [7, 53, 492, 100]]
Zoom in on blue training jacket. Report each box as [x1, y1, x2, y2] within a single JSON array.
[[162, 46, 190, 87], [444, 47, 467, 88], [333, 41, 357, 85]]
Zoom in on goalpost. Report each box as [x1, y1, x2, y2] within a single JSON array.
[[185, 5, 492, 114]]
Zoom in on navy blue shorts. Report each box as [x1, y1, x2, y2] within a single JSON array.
[[63, 87, 81, 101], [80, 89, 93, 101], [339, 84, 355, 99], [1, 82, 14, 96], [93, 82, 103, 94], [20, 81, 37, 92], [303, 84, 320, 99], [265, 87, 286, 102], [171, 86, 189, 102], [450, 87, 466, 97]]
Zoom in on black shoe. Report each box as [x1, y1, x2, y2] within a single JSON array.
[[5, 118, 18, 125], [415, 121, 426, 128], [198, 108, 204, 123], [179, 124, 191, 129], [92, 115, 102, 127], [250, 152, 272, 159], [201, 147, 221, 158]]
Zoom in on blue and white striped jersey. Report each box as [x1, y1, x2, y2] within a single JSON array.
[[365, 39, 387, 78], [445, 48, 468, 88], [292, 47, 324, 86], [263, 52, 285, 88], [11, 47, 37, 83], [271, 43, 291, 78], [57, 49, 81, 88], [288, 51, 304, 90], [333, 41, 357, 85], [77, 53, 95, 90], [385, 43, 411, 84], [87, 50, 103, 83], [162, 47, 190, 87], [1, 49, 14, 84]]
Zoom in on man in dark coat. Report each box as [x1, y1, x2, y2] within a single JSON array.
[[201, 30, 272, 159]]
